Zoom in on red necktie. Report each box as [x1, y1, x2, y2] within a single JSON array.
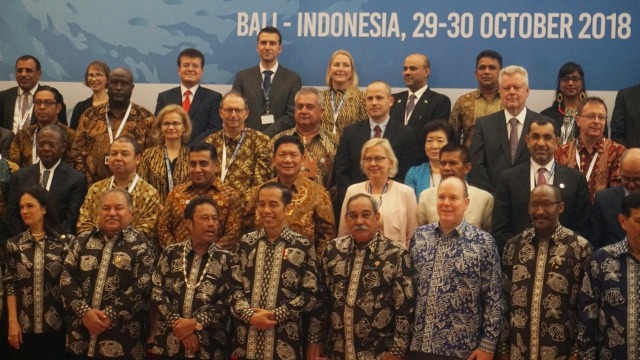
[[537, 167, 547, 185], [182, 89, 192, 112], [373, 125, 382, 138]]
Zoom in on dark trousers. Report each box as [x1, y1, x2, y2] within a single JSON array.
[[8, 331, 65, 360]]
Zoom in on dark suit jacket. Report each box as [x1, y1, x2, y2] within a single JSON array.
[[232, 65, 301, 137], [334, 119, 420, 198], [7, 162, 88, 235], [389, 87, 451, 134], [0, 85, 67, 130], [70, 96, 93, 130], [155, 85, 222, 144], [611, 83, 640, 147], [591, 185, 626, 249], [491, 161, 591, 251], [0, 127, 14, 159], [469, 108, 545, 193]]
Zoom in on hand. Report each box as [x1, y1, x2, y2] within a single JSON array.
[[7, 320, 22, 349], [82, 309, 112, 336], [249, 308, 277, 330], [171, 318, 197, 340], [381, 352, 403, 360], [306, 343, 323, 360], [180, 332, 200, 355], [467, 349, 494, 360]]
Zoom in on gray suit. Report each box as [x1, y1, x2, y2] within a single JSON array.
[[232, 65, 301, 137]]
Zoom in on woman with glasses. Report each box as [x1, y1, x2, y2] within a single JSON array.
[[337, 138, 418, 246], [5, 187, 69, 359], [320, 49, 367, 138], [70, 61, 110, 129], [138, 104, 192, 202], [541, 62, 589, 145], [404, 120, 456, 200]]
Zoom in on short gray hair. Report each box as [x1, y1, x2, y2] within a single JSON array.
[[499, 65, 529, 87]]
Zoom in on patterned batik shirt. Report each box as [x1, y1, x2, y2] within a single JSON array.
[[137, 145, 190, 202], [448, 89, 503, 148], [204, 128, 272, 196], [230, 227, 321, 360], [320, 89, 368, 139], [555, 137, 625, 202], [242, 175, 336, 259], [70, 102, 154, 185], [60, 226, 156, 359], [410, 220, 504, 358], [76, 175, 161, 241], [9, 123, 75, 168], [501, 225, 592, 359], [4, 231, 71, 334], [157, 179, 242, 250], [312, 232, 414, 359], [149, 240, 239, 359], [576, 239, 640, 360]]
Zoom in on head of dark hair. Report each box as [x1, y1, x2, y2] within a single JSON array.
[[189, 142, 218, 162], [34, 85, 64, 105], [100, 188, 134, 210], [475, 50, 503, 68], [177, 48, 205, 67], [531, 184, 562, 202], [420, 120, 456, 143], [273, 135, 304, 156], [16, 55, 41, 71], [20, 186, 59, 235], [621, 193, 640, 217], [183, 195, 220, 220], [84, 61, 111, 86], [112, 135, 142, 156], [439, 143, 470, 164], [38, 124, 66, 143], [345, 193, 379, 215], [554, 62, 586, 106], [528, 117, 559, 136], [577, 96, 608, 116], [258, 26, 282, 44], [258, 181, 292, 206]]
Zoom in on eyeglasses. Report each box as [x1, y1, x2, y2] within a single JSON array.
[[88, 73, 106, 79], [580, 113, 607, 121], [528, 201, 562, 211], [221, 108, 247, 115], [161, 121, 183, 128], [560, 76, 583, 84], [363, 156, 387, 163], [33, 100, 57, 107]]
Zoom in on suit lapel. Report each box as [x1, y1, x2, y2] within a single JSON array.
[[408, 89, 431, 128], [189, 86, 204, 117], [497, 113, 512, 163], [514, 109, 533, 163]]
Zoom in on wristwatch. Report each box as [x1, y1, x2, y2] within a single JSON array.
[[195, 322, 203, 331]]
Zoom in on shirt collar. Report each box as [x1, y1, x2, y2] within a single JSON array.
[[531, 158, 555, 172], [576, 136, 605, 154], [504, 107, 527, 125], [180, 84, 199, 97], [18, 85, 39, 97], [39, 158, 61, 172], [408, 84, 428, 101], [369, 117, 390, 130], [260, 61, 279, 74], [435, 218, 467, 238], [474, 88, 500, 100], [348, 231, 383, 254], [258, 226, 293, 244]]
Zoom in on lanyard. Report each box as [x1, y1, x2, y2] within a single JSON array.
[[367, 179, 389, 208], [164, 146, 175, 192], [109, 174, 140, 193], [32, 128, 39, 164], [330, 89, 346, 134], [105, 103, 132, 143], [18, 93, 33, 130], [575, 146, 599, 182], [221, 130, 246, 182]]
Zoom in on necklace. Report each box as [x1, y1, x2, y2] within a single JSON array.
[[31, 232, 45, 237], [367, 179, 390, 208], [182, 244, 214, 289]]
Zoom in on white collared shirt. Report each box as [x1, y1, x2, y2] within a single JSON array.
[[180, 84, 199, 104], [39, 159, 62, 191], [405, 84, 428, 124], [14, 86, 37, 133], [369, 117, 390, 138], [504, 107, 528, 142], [530, 158, 555, 190], [260, 61, 279, 82]]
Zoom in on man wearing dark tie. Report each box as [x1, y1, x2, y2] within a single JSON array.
[[7, 125, 87, 235], [470, 65, 548, 193], [155, 48, 222, 144], [389, 54, 451, 140], [232, 26, 301, 137]]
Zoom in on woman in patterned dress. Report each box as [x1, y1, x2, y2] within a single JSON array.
[[138, 104, 192, 201], [5, 186, 69, 359]]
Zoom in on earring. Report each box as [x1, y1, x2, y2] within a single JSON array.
[[579, 91, 587, 101], [556, 92, 563, 104]]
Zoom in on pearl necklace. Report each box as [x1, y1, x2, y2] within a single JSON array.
[[182, 244, 214, 289]]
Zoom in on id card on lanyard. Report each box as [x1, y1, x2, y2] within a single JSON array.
[[221, 130, 246, 182], [331, 89, 346, 134]]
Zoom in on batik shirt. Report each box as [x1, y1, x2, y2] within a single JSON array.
[[555, 137, 625, 202], [230, 227, 321, 360], [204, 128, 272, 196], [76, 175, 161, 241], [138, 145, 190, 202], [501, 226, 592, 359], [9, 123, 75, 167], [242, 175, 336, 259], [448, 89, 503, 148], [269, 128, 339, 189], [157, 179, 242, 250], [410, 220, 504, 357], [320, 89, 367, 138], [70, 102, 154, 184], [576, 239, 640, 360], [149, 240, 238, 359], [60, 226, 155, 359], [312, 232, 414, 359], [4, 231, 70, 334]]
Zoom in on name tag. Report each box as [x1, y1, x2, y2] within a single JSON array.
[[261, 114, 275, 124]]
